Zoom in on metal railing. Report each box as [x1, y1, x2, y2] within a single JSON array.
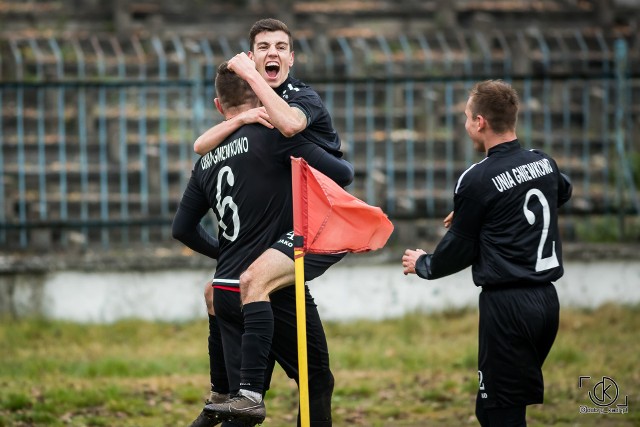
[[0, 29, 638, 250]]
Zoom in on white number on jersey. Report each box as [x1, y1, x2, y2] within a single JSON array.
[[215, 166, 240, 242], [523, 188, 559, 272]]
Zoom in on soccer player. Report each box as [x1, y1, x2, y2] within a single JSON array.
[[191, 18, 347, 425], [402, 80, 572, 427], [173, 62, 352, 426], [193, 18, 342, 157]]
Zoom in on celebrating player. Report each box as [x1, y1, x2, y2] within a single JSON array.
[[173, 61, 351, 426], [189, 18, 347, 426], [402, 80, 572, 426]]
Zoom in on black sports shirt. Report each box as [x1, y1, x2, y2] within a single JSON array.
[[275, 76, 342, 157], [172, 124, 353, 289], [415, 140, 572, 288]]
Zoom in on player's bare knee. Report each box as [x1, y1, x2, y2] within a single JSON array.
[[238, 269, 255, 294], [239, 270, 263, 302]]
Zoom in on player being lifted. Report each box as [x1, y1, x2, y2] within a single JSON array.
[[174, 61, 352, 426], [184, 18, 348, 427]]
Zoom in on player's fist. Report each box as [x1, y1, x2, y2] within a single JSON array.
[[227, 52, 257, 80]]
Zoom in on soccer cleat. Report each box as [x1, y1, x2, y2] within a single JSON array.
[[207, 391, 230, 405], [204, 393, 266, 426], [187, 392, 229, 427], [187, 409, 223, 427]]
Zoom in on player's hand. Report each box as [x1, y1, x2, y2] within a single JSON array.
[[239, 107, 273, 129], [443, 211, 454, 228], [228, 52, 258, 81], [402, 248, 426, 275]]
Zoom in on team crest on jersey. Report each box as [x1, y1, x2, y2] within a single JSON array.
[[281, 83, 300, 100]]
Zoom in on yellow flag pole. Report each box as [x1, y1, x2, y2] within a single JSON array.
[[294, 246, 311, 427]]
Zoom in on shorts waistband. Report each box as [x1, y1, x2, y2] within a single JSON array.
[[481, 281, 553, 291], [213, 285, 240, 293]]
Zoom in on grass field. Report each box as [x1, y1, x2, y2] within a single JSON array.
[[1, 304, 639, 426]]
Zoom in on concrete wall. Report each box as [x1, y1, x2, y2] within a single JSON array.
[[2, 259, 639, 322]]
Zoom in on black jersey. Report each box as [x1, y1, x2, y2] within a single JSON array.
[[416, 140, 572, 288], [173, 124, 353, 288], [275, 76, 342, 157]]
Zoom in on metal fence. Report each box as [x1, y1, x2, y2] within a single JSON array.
[[0, 29, 639, 250]]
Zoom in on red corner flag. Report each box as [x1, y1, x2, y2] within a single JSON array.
[[291, 157, 394, 255]]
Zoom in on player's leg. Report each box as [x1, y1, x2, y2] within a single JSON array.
[[477, 285, 556, 427], [476, 392, 527, 427], [234, 234, 344, 395], [213, 231, 344, 424], [204, 249, 287, 425], [239, 248, 295, 304], [188, 282, 230, 427], [245, 237, 341, 426], [205, 282, 231, 399], [223, 245, 293, 413], [475, 391, 490, 427], [212, 289, 245, 395], [269, 285, 334, 427], [205, 288, 260, 426], [238, 231, 346, 304], [534, 284, 560, 365]]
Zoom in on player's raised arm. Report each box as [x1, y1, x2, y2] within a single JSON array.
[[194, 106, 272, 155], [229, 52, 307, 138]]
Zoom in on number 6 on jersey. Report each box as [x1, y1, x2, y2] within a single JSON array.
[[216, 166, 240, 241]]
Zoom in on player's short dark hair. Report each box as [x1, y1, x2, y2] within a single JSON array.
[[469, 80, 519, 134], [249, 18, 293, 51], [215, 61, 258, 110]]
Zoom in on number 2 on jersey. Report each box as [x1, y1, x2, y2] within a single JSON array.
[[216, 166, 240, 242], [523, 188, 559, 272]]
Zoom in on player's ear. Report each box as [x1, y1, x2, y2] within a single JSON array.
[[214, 98, 224, 116], [477, 114, 487, 131], [289, 50, 294, 67], [247, 50, 254, 60]]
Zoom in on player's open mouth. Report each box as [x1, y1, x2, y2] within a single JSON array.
[[265, 62, 280, 78]]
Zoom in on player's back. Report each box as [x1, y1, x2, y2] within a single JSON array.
[[193, 123, 292, 286], [457, 141, 567, 286]]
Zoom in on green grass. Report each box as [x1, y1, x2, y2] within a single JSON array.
[[574, 215, 640, 242], [1, 305, 639, 426]]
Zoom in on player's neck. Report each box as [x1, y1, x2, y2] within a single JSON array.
[[224, 103, 257, 121], [484, 131, 517, 154]]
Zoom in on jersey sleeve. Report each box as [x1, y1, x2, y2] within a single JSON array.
[[416, 176, 486, 280], [415, 231, 477, 280], [282, 138, 354, 187], [448, 188, 486, 241], [417, 193, 483, 279], [171, 173, 220, 260], [289, 90, 324, 127]]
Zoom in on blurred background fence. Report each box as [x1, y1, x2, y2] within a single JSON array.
[[1, 0, 639, 252]]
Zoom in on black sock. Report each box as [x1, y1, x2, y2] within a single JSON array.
[[239, 301, 274, 394], [208, 314, 229, 394]]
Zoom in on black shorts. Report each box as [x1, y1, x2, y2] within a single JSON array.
[[477, 283, 559, 409], [271, 230, 346, 281]]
